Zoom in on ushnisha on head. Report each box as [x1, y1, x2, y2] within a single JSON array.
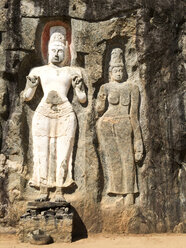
[[48, 26, 69, 66], [109, 48, 124, 83]]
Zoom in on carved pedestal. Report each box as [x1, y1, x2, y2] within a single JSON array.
[[18, 201, 73, 244]]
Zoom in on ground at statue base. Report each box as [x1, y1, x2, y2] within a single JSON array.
[[0, 233, 186, 248]]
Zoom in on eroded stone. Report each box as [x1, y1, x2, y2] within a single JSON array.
[[96, 48, 143, 206], [19, 201, 73, 243]]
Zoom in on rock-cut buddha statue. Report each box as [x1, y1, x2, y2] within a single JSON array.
[[23, 26, 87, 202]]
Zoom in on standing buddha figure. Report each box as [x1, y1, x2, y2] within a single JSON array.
[[23, 26, 87, 202]]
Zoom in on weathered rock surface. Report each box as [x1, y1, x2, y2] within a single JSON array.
[[0, 0, 185, 238]]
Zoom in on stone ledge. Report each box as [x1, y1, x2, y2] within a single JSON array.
[[27, 201, 70, 210], [18, 201, 73, 243]]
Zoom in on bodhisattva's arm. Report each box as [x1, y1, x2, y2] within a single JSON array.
[[72, 74, 87, 104], [130, 84, 143, 162], [96, 85, 106, 116], [22, 70, 40, 102]]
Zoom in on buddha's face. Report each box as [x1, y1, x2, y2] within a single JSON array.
[[111, 66, 124, 82], [48, 42, 65, 65]]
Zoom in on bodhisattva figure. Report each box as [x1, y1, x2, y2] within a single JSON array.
[[96, 48, 143, 206], [22, 27, 87, 202]]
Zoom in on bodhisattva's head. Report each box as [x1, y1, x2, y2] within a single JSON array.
[[109, 48, 124, 83], [48, 32, 67, 66], [48, 42, 65, 65], [110, 66, 124, 83]]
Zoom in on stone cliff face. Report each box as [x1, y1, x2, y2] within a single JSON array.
[[0, 0, 185, 236]]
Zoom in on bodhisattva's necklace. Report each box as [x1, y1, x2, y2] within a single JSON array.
[[50, 63, 61, 76]]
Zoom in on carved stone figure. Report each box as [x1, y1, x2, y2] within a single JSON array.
[[96, 48, 143, 206], [22, 26, 86, 202]]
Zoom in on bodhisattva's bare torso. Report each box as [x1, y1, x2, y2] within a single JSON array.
[[28, 65, 82, 103]]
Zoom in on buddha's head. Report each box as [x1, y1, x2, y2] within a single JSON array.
[[48, 27, 68, 66]]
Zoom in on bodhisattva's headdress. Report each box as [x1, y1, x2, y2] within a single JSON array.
[[49, 26, 66, 47], [109, 48, 124, 71]]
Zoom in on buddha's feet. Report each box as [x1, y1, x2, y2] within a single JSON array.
[[62, 178, 76, 189], [54, 194, 66, 202], [28, 180, 36, 188], [35, 194, 49, 202]]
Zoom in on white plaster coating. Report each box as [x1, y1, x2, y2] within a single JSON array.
[[22, 29, 87, 200]]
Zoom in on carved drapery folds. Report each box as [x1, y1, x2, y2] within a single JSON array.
[[22, 25, 87, 202], [96, 48, 143, 206]]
